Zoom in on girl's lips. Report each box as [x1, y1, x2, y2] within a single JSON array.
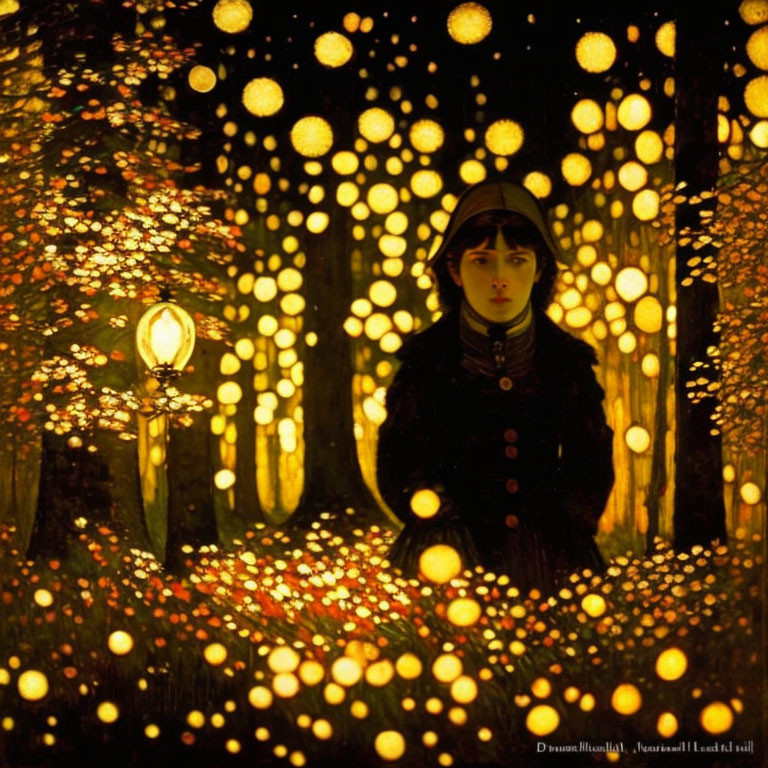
[[491, 297, 510, 303]]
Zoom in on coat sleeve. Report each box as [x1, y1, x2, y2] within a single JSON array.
[[557, 355, 615, 536], [376, 361, 452, 525]]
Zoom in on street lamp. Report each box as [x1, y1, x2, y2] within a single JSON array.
[[136, 300, 196, 388]]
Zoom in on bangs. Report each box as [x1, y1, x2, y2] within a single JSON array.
[[447, 212, 547, 256]]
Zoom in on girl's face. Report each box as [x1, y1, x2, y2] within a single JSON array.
[[449, 228, 540, 324]]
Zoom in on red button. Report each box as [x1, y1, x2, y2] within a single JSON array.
[[505, 514, 519, 529], [505, 478, 519, 494], [505, 446, 518, 459], [504, 429, 518, 443]]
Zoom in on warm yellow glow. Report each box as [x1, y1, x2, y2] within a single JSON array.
[[306, 211, 330, 233], [364, 313, 393, 341], [242, 78, 284, 117], [447, 2, 492, 44], [747, 26, 768, 69], [446, 598, 482, 627], [291, 116, 334, 157], [611, 684, 642, 715], [565, 307, 592, 329], [740, 482, 762, 505], [396, 653, 423, 679], [97, 702, 119, 724], [580, 693, 596, 712], [419, 544, 462, 583], [642, 353, 660, 378], [380, 234, 407, 257], [455, 159, 485, 184], [744, 76, 768, 117], [369, 280, 397, 308], [581, 594, 606, 618], [188, 65, 217, 93], [385, 211, 409, 235], [634, 295, 663, 333], [314, 32, 353, 68], [410, 488, 441, 519], [615, 267, 648, 301], [411, 170, 443, 198], [137, 303, 195, 372], [699, 702, 733, 735], [561, 153, 592, 186], [655, 648, 688, 681], [337, 182, 359, 207], [750, 120, 768, 148], [212, 0, 253, 34], [591, 262, 612, 286], [657, 712, 679, 738], [332, 151, 359, 175], [432, 653, 463, 683], [635, 130, 664, 164], [33, 589, 53, 607], [374, 731, 406, 761], [618, 331, 637, 353], [523, 171, 552, 199], [363, 397, 387, 425], [582, 220, 604, 242], [331, 657, 363, 687], [217, 381, 242, 405], [741, 0, 768, 25], [365, 660, 395, 687], [618, 161, 647, 191], [108, 631, 134, 656], [410, 120, 445, 153], [617, 94, 652, 131], [145, 724, 160, 739], [214, 469, 236, 490], [484, 119, 524, 156], [17, 671, 48, 701], [632, 189, 660, 221], [575, 32, 616, 73], [204, 643, 228, 666], [273, 673, 300, 698], [655, 22, 676, 57], [358, 108, 395, 143], [268, 647, 300, 674], [248, 686, 273, 709], [451, 675, 478, 704], [526, 705, 560, 736], [571, 99, 604, 134], [367, 183, 399, 214], [292, 660, 322, 687], [531, 678, 552, 698]]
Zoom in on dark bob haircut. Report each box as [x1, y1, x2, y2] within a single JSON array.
[[430, 210, 558, 315]]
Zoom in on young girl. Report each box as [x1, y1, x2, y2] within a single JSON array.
[[376, 180, 614, 593]]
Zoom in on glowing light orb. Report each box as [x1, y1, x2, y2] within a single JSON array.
[[632, 189, 660, 221], [740, 0, 768, 25], [634, 295, 663, 333], [268, 646, 300, 674], [367, 183, 399, 214], [571, 99, 604, 134], [484, 119, 524, 156], [635, 130, 664, 164], [273, 673, 300, 698], [611, 684, 642, 715], [314, 32, 353, 68], [395, 653, 423, 679], [365, 660, 395, 687], [217, 381, 242, 405], [565, 307, 592, 329], [332, 151, 359, 175], [575, 32, 616, 73], [204, 643, 228, 666], [740, 482, 762, 505], [410, 489, 441, 519], [324, 682, 345, 705], [108, 631, 134, 656], [450, 675, 478, 704], [358, 108, 395, 143], [617, 94, 652, 131], [331, 657, 363, 687], [17, 670, 48, 701], [655, 22, 676, 57], [523, 171, 552, 199], [306, 211, 330, 233], [33, 589, 53, 608], [188, 65, 217, 93], [458, 160, 486, 185], [657, 712, 679, 738], [592, 262, 612, 286], [212, 0, 253, 34], [291, 116, 334, 157], [410, 119, 445, 153], [242, 78, 284, 117], [561, 153, 592, 186], [618, 161, 648, 192], [700, 702, 733, 735], [526, 705, 560, 736], [97, 701, 120, 724], [298, 660, 324, 686], [447, 3, 492, 44], [410, 170, 443, 198], [642, 353, 660, 378], [248, 686, 273, 709], [745, 75, 768, 117], [655, 648, 688, 681], [432, 653, 463, 683], [531, 677, 552, 698], [375, 730, 406, 761], [615, 267, 648, 302], [581, 594, 606, 618], [446, 598, 482, 627], [419, 544, 462, 583]]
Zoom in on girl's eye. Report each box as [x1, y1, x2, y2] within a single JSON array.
[[471, 256, 487, 265]]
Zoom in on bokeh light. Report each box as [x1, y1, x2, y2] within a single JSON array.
[[446, 598, 482, 627], [410, 120, 445, 153], [526, 705, 560, 736], [291, 116, 334, 157], [744, 76, 768, 117], [484, 119, 524, 156], [699, 702, 734, 735], [410, 488, 441, 519], [242, 78, 284, 117], [419, 544, 462, 583], [655, 648, 688, 681], [655, 22, 676, 57], [611, 684, 642, 715], [561, 153, 592, 186], [374, 730, 406, 761], [575, 32, 616, 73], [315, 32, 354, 68], [615, 267, 648, 301], [447, 3, 492, 44], [358, 108, 395, 143], [108, 630, 134, 656], [188, 65, 217, 93], [571, 99, 604, 134], [617, 94, 652, 131], [17, 671, 48, 701], [212, 0, 253, 34]]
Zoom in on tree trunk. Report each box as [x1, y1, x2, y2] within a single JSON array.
[[288, 206, 381, 530], [234, 359, 266, 525], [672, 4, 727, 549]]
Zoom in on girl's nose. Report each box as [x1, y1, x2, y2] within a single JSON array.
[[491, 277, 508, 290]]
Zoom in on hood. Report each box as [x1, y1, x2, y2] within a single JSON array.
[[427, 180, 560, 268]]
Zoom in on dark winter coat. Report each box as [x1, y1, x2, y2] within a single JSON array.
[[376, 309, 614, 594]]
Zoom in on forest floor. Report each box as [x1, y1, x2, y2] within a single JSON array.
[[0, 514, 763, 768]]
